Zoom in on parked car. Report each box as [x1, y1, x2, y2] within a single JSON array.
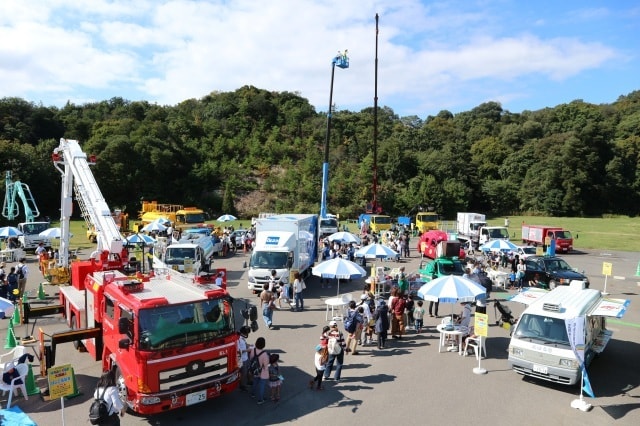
[[515, 245, 537, 260], [523, 256, 589, 289]]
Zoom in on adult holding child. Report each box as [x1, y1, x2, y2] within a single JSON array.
[[250, 337, 270, 405]]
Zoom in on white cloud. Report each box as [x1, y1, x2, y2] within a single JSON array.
[[0, 0, 632, 116]]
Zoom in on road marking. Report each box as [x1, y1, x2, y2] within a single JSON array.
[[608, 318, 640, 329]]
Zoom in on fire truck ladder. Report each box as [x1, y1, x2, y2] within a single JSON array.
[[74, 180, 94, 238], [53, 139, 124, 268]]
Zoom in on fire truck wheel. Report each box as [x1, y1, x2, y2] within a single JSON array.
[[114, 365, 130, 411], [70, 315, 85, 350]]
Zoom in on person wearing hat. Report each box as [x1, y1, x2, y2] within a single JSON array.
[[309, 341, 328, 391], [237, 326, 252, 391], [323, 320, 346, 382], [358, 294, 374, 346]]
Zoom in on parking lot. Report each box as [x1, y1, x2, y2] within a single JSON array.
[[3, 247, 639, 425]]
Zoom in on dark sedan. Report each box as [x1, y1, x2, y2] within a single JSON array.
[[523, 256, 589, 289]]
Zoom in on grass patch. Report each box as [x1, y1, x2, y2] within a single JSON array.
[[61, 215, 640, 253]]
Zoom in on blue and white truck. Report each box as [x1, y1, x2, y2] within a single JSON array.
[[247, 214, 318, 293]]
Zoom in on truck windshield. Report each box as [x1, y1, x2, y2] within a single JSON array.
[[437, 261, 465, 275], [320, 218, 338, 228], [489, 228, 509, 239], [514, 314, 569, 345], [137, 299, 234, 350], [21, 222, 49, 235], [417, 214, 438, 222], [249, 251, 289, 269], [371, 216, 391, 224], [165, 248, 195, 262], [555, 230, 572, 239]]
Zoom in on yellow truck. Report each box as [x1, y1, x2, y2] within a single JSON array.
[[136, 201, 208, 231], [416, 211, 439, 232]]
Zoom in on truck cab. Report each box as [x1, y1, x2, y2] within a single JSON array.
[[247, 232, 294, 292], [17, 221, 51, 250], [418, 256, 465, 282]]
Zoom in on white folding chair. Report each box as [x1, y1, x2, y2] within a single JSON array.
[[464, 336, 487, 360], [0, 346, 25, 365], [0, 362, 29, 408]]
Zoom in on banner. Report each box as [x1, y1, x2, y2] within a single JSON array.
[[565, 317, 595, 398]]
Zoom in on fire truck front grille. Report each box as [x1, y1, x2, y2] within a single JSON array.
[[158, 356, 228, 391]]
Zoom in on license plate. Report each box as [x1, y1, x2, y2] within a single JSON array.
[[533, 364, 548, 374], [186, 390, 207, 406]]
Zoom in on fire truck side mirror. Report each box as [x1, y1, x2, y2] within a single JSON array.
[[118, 317, 131, 334], [118, 338, 130, 350]]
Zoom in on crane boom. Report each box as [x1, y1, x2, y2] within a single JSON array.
[[53, 138, 124, 268], [2, 170, 41, 222]]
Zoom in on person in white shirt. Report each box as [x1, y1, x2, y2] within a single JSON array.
[[237, 326, 252, 391], [93, 370, 125, 424]]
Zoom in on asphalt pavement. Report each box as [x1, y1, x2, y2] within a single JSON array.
[[2, 247, 639, 426]]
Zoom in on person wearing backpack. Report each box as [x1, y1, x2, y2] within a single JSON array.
[[249, 337, 270, 405], [90, 370, 124, 425], [323, 320, 346, 382], [344, 302, 364, 355], [16, 259, 27, 299], [6, 267, 18, 302]]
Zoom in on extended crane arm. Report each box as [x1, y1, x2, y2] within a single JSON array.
[[2, 170, 41, 222], [53, 138, 124, 268]]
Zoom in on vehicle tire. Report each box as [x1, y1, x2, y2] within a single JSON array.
[[549, 280, 557, 290], [70, 315, 84, 350], [114, 365, 130, 413]]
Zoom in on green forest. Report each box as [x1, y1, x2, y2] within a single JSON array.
[[1, 87, 639, 222]]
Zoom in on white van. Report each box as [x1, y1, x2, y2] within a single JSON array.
[[507, 282, 629, 385]]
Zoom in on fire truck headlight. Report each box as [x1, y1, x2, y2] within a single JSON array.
[[140, 396, 161, 405]]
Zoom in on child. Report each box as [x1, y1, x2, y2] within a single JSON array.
[[404, 294, 415, 330], [413, 300, 425, 333], [278, 281, 292, 309], [309, 343, 328, 390], [509, 271, 516, 290], [268, 354, 282, 402]]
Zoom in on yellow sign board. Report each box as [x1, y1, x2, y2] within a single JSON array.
[[474, 312, 489, 337], [47, 364, 75, 399], [602, 262, 612, 276]]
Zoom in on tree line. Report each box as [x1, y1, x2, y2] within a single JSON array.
[[1, 87, 639, 224]]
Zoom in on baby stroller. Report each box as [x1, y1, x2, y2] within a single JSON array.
[[493, 299, 517, 327]]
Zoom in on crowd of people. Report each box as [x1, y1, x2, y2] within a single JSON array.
[[241, 278, 456, 401]]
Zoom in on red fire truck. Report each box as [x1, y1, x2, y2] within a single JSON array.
[[31, 139, 239, 415]]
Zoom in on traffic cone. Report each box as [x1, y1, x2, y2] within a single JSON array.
[[4, 320, 17, 349], [26, 364, 41, 396], [636, 261, 640, 277], [38, 282, 46, 300], [11, 302, 20, 324]]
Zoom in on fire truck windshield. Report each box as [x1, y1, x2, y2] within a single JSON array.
[[138, 298, 234, 350]]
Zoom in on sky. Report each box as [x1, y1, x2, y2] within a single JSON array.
[[1, 0, 638, 118]]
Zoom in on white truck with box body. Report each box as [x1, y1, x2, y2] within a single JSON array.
[[507, 282, 629, 385], [456, 212, 509, 250], [247, 214, 318, 293]]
